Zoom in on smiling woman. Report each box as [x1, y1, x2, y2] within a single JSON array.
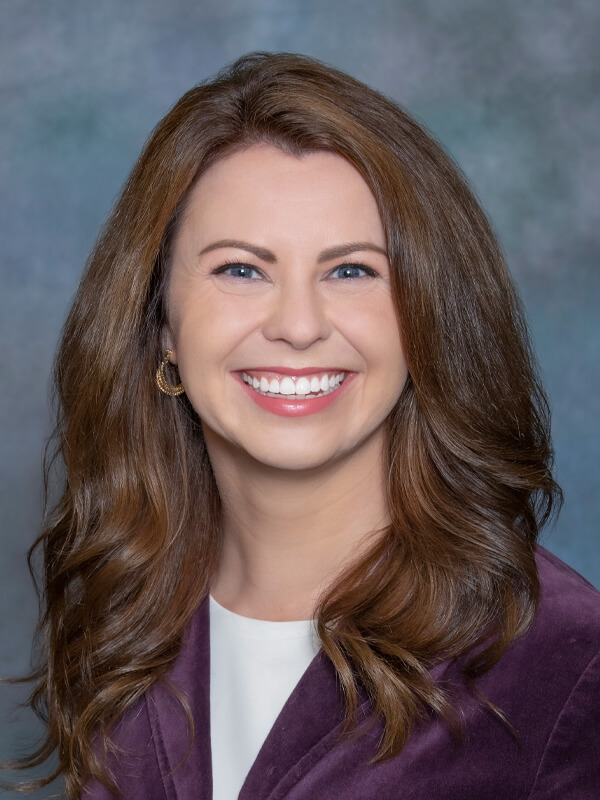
[[5, 52, 600, 799], [165, 146, 406, 469]]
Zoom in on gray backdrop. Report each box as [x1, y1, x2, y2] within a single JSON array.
[[1, 1, 598, 795]]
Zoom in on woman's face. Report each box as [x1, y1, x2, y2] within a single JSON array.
[[165, 144, 408, 472]]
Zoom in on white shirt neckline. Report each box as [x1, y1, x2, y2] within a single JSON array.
[[209, 594, 320, 800], [209, 594, 315, 638]]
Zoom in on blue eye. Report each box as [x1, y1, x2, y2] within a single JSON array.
[[213, 263, 262, 280], [330, 264, 377, 279]]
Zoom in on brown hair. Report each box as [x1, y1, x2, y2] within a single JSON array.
[[8, 52, 560, 797]]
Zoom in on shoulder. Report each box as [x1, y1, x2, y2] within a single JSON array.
[[483, 545, 600, 702], [474, 546, 600, 798], [534, 545, 600, 649], [536, 544, 600, 603], [482, 546, 600, 694]]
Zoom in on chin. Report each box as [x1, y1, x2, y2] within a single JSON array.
[[243, 441, 347, 473], [260, 454, 339, 473], [241, 425, 379, 473]]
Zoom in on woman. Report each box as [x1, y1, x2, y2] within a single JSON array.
[[12, 53, 600, 798]]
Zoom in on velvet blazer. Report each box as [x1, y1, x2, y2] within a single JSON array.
[[87, 547, 600, 799]]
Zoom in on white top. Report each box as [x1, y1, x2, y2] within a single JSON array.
[[209, 595, 320, 800]]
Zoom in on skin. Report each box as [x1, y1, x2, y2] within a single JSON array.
[[165, 145, 408, 620]]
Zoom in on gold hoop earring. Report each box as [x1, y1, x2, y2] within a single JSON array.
[[155, 350, 185, 396]]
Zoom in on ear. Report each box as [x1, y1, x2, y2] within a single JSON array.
[[161, 325, 177, 364]]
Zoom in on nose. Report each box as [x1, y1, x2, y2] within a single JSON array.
[[262, 278, 331, 349]]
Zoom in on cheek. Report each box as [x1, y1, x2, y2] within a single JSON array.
[[339, 297, 405, 374], [171, 291, 260, 362]]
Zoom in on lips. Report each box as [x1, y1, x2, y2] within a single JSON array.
[[241, 370, 346, 398], [234, 369, 354, 417]]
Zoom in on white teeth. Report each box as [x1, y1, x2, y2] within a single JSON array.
[[279, 377, 295, 395], [295, 377, 311, 395], [242, 371, 347, 398]]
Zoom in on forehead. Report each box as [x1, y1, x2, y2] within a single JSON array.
[[177, 144, 385, 248]]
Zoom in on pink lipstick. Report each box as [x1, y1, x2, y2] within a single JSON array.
[[234, 370, 355, 417]]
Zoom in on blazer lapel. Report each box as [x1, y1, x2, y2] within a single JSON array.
[[238, 653, 452, 800], [239, 647, 373, 800], [145, 596, 357, 800], [146, 595, 213, 800], [147, 598, 447, 800]]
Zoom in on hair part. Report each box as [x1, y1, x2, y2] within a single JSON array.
[[6, 52, 560, 797]]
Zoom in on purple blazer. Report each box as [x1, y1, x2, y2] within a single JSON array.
[[87, 548, 600, 798]]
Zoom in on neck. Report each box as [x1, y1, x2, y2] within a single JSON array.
[[207, 431, 389, 621]]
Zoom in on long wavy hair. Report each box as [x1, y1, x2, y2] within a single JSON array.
[[8, 52, 560, 797]]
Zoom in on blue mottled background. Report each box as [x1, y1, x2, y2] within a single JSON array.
[[1, 1, 598, 794]]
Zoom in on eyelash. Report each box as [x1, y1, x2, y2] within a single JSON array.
[[211, 261, 379, 280], [329, 264, 378, 280], [212, 261, 263, 279]]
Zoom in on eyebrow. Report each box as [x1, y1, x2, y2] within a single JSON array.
[[198, 239, 388, 263]]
